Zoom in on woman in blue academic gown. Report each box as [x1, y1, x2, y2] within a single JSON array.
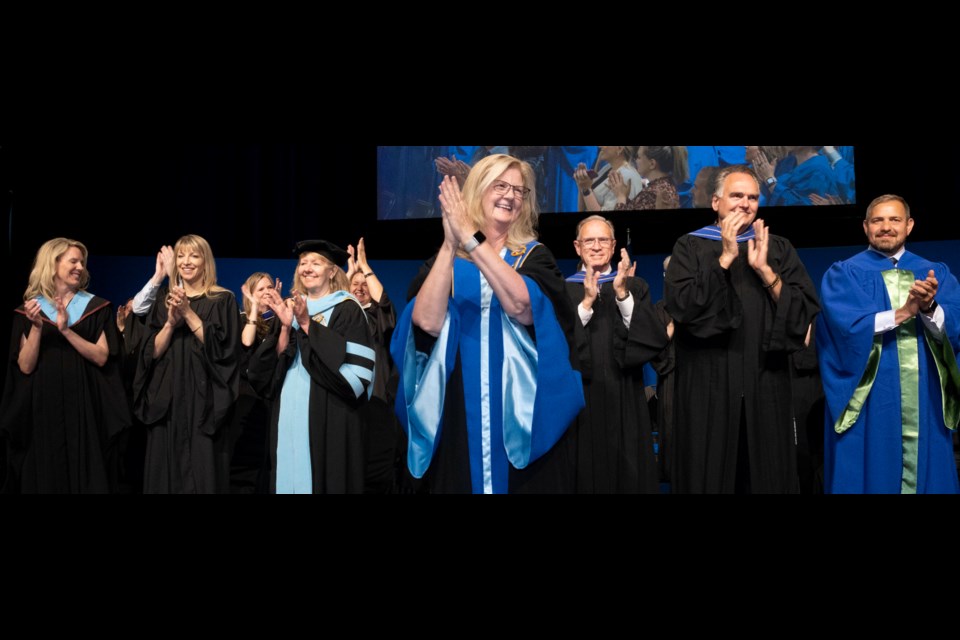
[[392, 154, 585, 494]]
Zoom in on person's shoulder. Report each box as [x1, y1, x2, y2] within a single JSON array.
[[519, 240, 556, 264], [336, 295, 366, 315], [79, 292, 112, 316]]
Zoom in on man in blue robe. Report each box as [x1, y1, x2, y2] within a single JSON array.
[[817, 194, 960, 493]]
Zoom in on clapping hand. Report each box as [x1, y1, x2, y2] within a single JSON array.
[[24, 298, 44, 329]]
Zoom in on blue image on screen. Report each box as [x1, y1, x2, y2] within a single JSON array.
[[377, 146, 855, 220]]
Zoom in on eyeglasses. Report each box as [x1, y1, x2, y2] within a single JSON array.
[[491, 180, 531, 199], [578, 237, 614, 247]]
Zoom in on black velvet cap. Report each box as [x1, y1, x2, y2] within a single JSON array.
[[293, 239, 349, 266]]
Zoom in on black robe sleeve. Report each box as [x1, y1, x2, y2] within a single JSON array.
[[248, 301, 375, 405], [299, 301, 374, 404], [649, 299, 676, 377], [763, 236, 820, 354], [0, 311, 36, 454], [133, 288, 240, 435], [246, 318, 288, 401], [613, 276, 671, 370], [664, 234, 743, 339], [1, 297, 130, 493]]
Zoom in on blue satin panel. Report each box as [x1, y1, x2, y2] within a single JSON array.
[[392, 307, 456, 478], [36, 290, 94, 327], [390, 242, 585, 493], [276, 290, 355, 494], [276, 348, 313, 494], [500, 312, 537, 468], [457, 260, 509, 494], [478, 272, 495, 494], [341, 341, 376, 399]]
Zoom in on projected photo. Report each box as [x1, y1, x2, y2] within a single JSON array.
[[377, 146, 855, 220]]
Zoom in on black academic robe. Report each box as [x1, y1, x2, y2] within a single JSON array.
[[664, 234, 819, 493], [650, 299, 676, 484], [789, 323, 824, 494], [119, 310, 151, 494], [247, 299, 372, 494], [133, 287, 240, 494], [565, 276, 669, 493], [406, 243, 581, 494], [359, 292, 405, 494], [0, 295, 130, 493], [226, 313, 275, 494]]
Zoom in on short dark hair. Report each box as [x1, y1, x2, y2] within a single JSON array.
[[865, 194, 911, 219], [713, 164, 760, 197]]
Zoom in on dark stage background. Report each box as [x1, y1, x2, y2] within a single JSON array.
[[1, 143, 957, 392]]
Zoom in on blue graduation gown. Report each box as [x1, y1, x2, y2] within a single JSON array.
[[769, 154, 839, 206], [817, 249, 960, 493], [392, 243, 585, 494]]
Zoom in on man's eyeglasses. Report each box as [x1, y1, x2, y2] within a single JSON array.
[[578, 237, 614, 247], [491, 180, 531, 199]]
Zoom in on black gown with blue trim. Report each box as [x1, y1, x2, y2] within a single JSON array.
[[247, 298, 374, 494], [1, 295, 130, 493]]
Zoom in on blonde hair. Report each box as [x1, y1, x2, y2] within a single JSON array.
[[169, 234, 228, 297], [23, 238, 90, 301], [290, 252, 349, 297], [459, 153, 538, 256], [243, 271, 275, 337]]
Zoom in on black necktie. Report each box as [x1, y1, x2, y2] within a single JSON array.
[[890, 257, 898, 268]]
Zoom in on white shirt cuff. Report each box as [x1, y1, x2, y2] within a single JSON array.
[[578, 302, 594, 327], [874, 310, 896, 334], [132, 280, 161, 316], [616, 292, 634, 328]]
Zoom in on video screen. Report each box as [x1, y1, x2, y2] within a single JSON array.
[[377, 146, 855, 220]]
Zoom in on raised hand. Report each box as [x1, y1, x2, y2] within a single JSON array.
[[573, 163, 592, 189], [746, 219, 770, 272], [612, 248, 633, 299], [608, 170, 632, 204], [261, 289, 292, 327], [153, 245, 175, 285], [165, 286, 188, 327], [54, 296, 69, 332], [24, 299, 44, 329], [345, 244, 358, 281], [718, 211, 746, 269], [435, 156, 471, 188], [753, 151, 775, 183], [240, 282, 259, 319], [583, 265, 600, 309], [291, 293, 309, 329], [910, 269, 939, 311], [438, 174, 472, 247], [356, 237, 369, 270]]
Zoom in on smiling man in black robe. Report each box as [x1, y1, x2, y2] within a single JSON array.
[[565, 215, 669, 493], [665, 165, 820, 493]]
